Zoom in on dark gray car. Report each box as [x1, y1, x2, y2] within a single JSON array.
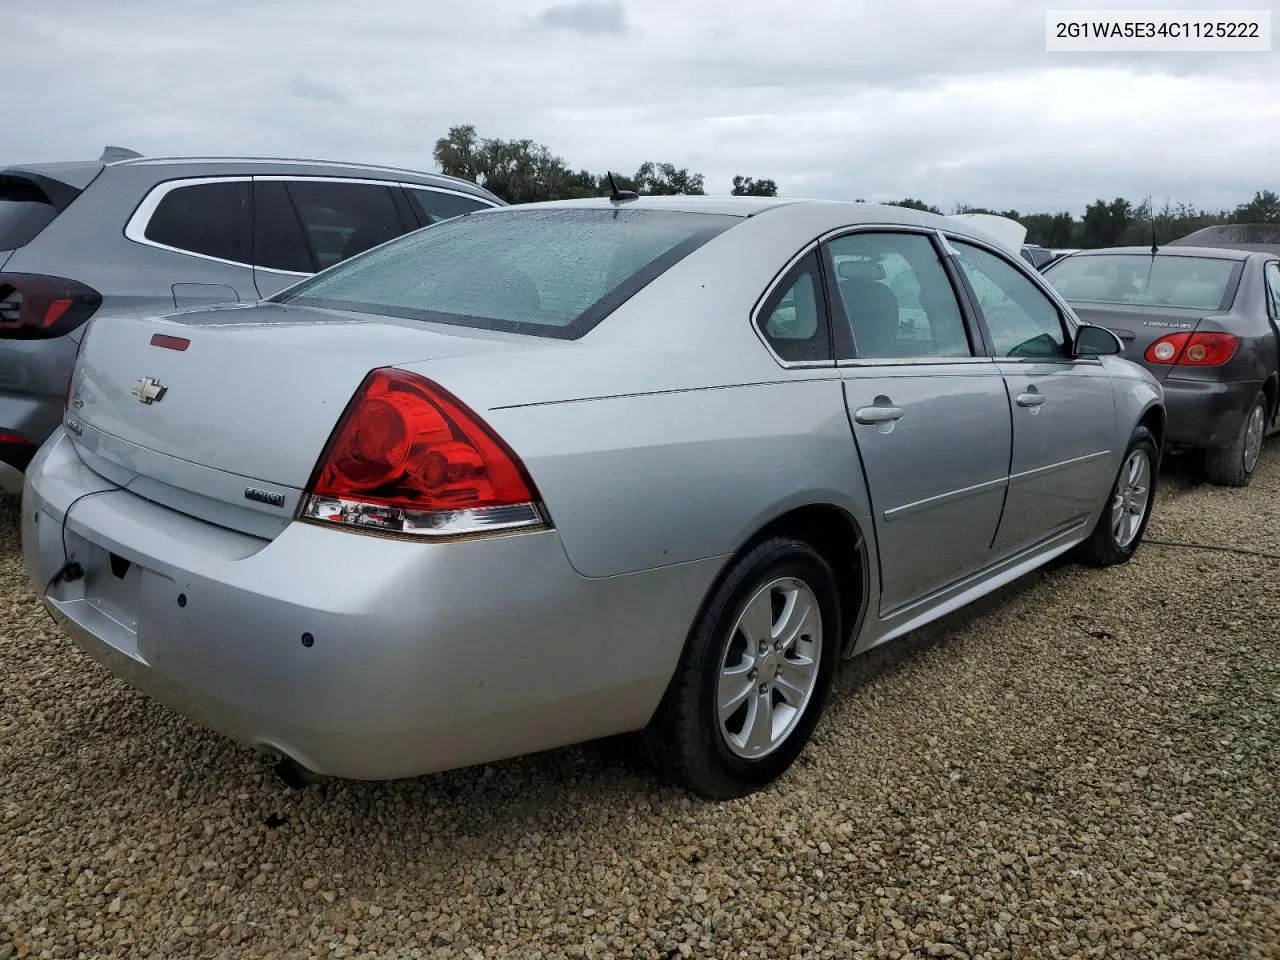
[[0, 151, 503, 491], [1043, 244, 1280, 486]]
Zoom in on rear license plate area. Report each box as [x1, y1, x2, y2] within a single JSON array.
[[79, 543, 143, 635], [55, 530, 165, 636]]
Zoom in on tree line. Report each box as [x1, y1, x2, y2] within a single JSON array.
[[434, 124, 777, 203], [891, 193, 1280, 249], [434, 125, 1278, 247]]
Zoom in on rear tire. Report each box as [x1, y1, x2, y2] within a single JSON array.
[[1204, 392, 1267, 488], [1076, 425, 1158, 568], [643, 536, 840, 799]]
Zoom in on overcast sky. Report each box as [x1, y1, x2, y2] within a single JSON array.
[[7, 0, 1278, 215]]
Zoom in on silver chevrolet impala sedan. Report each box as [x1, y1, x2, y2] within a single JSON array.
[[22, 196, 1165, 799]]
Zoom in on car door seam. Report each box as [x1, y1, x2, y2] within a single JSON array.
[[988, 376, 1017, 552]]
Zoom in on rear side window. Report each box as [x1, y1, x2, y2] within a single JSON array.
[[1267, 262, 1280, 317], [756, 252, 831, 363], [283, 181, 411, 271], [407, 188, 492, 224], [0, 176, 62, 250], [143, 181, 252, 265], [277, 208, 738, 339]]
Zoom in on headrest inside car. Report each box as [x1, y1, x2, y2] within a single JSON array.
[[836, 259, 886, 282]]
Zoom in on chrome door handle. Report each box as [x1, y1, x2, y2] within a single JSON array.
[[1016, 392, 1046, 407], [854, 405, 905, 424]]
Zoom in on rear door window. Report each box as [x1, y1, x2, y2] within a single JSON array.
[[143, 180, 252, 265], [253, 180, 315, 274], [827, 231, 973, 359], [0, 176, 61, 250], [406, 188, 493, 225], [282, 180, 413, 270], [1265, 262, 1280, 318]]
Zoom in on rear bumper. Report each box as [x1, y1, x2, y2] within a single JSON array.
[[1160, 377, 1262, 450], [0, 424, 39, 492], [0, 335, 75, 451], [22, 429, 716, 780], [0, 389, 64, 471], [0, 461, 22, 494]]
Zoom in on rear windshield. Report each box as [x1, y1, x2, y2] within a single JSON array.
[[1045, 253, 1242, 311], [275, 207, 739, 339], [0, 177, 60, 250]]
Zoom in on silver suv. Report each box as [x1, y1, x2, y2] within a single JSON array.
[[0, 149, 503, 491]]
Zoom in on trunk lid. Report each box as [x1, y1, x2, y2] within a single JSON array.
[[1069, 303, 1211, 382], [67, 301, 557, 536]]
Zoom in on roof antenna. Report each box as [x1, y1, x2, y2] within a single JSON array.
[[607, 171, 638, 204], [99, 145, 142, 162], [1149, 194, 1159, 256]]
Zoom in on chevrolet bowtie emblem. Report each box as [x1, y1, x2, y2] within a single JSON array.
[[131, 377, 167, 404]]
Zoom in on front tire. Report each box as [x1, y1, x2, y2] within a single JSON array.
[[644, 536, 840, 799], [1204, 391, 1267, 488], [1076, 425, 1158, 567]]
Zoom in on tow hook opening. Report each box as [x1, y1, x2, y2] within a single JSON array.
[[274, 756, 328, 790]]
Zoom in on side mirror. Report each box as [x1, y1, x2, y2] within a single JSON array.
[[1073, 323, 1124, 358]]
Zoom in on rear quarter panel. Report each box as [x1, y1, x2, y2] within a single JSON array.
[[387, 204, 888, 580], [483, 375, 873, 579], [1106, 357, 1165, 451], [1169, 259, 1279, 391]]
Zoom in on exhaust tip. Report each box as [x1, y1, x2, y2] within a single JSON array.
[[274, 756, 328, 790]]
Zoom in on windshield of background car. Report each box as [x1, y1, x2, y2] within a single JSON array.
[[275, 207, 740, 339], [1044, 253, 1242, 311]]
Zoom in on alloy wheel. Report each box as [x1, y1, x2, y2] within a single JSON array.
[[1243, 402, 1266, 475], [717, 577, 823, 760], [1111, 447, 1152, 549]]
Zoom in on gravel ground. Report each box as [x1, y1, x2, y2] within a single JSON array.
[[2, 445, 1278, 960]]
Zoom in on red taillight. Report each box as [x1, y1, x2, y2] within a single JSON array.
[[43, 297, 73, 328], [1146, 334, 1187, 363], [0, 273, 101, 340], [299, 368, 548, 538], [1144, 331, 1238, 367], [0, 431, 30, 445]]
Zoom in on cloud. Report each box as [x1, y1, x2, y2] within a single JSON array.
[[2, 0, 1277, 214], [536, 0, 629, 37], [285, 76, 349, 106]]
